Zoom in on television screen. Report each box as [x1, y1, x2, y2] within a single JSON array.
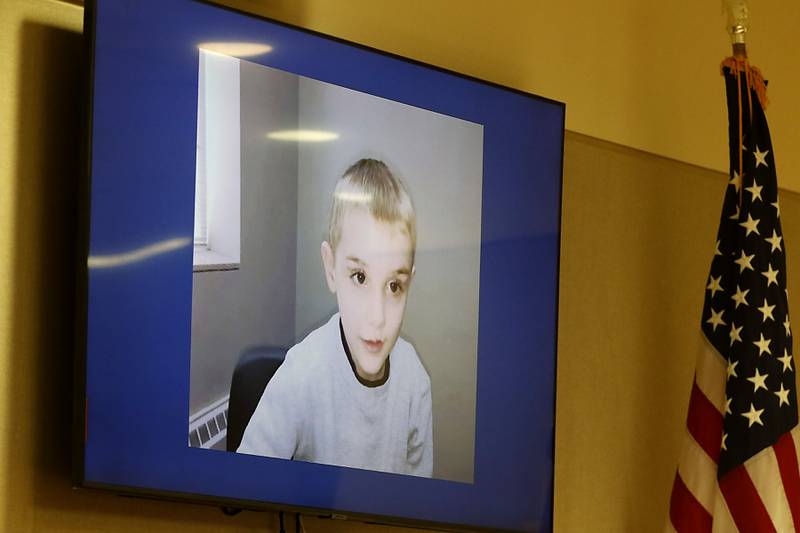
[[76, 1, 564, 531]]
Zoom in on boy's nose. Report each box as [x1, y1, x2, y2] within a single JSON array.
[[367, 289, 385, 329]]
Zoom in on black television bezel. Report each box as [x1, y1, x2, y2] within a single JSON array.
[[72, 1, 565, 531]]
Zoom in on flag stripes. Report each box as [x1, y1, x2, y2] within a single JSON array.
[[688, 381, 724, 463], [677, 431, 718, 513], [719, 465, 777, 533], [711, 490, 738, 533], [673, 351, 800, 531], [744, 444, 796, 531], [671, 472, 713, 533], [774, 433, 800, 529], [696, 338, 728, 413]]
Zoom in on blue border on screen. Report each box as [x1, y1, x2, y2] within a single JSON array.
[[83, 1, 563, 531]]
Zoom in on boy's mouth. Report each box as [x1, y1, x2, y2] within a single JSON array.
[[361, 338, 384, 353]]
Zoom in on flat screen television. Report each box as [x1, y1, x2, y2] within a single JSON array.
[[74, 1, 564, 531]]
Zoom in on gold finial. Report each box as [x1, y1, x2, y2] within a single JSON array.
[[725, 0, 749, 46]]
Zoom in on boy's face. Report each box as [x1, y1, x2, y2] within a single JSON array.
[[321, 207, 414, 381]]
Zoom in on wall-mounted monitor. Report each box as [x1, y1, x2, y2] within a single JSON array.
[[75, 1, 564, 531]]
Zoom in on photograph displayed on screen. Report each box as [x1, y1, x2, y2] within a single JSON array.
[[188, 51, 483, 483]]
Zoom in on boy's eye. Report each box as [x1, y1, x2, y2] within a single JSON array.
[[351, 271, 366, 285], [388, 280, 404, 294]]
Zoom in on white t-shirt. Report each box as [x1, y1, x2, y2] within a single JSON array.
[[238, 313, 433, 477]]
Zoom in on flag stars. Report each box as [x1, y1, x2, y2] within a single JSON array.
[[766, 230, 783, 253], [757, 299, 775, 322], [729, 324, 743, 347], [754, 146, 770, 168], [729, 170, 742, 192], [742, 403, 765, 427], [706, 308, 726, 331], [687, 79, 794, 470], [747, 368, 769, 392], [734, 251, 755, 273], [727, 358, 739, 379], [753, 334, 771, 356], [731, 285, 749, 308], [778, 349, 793, 373], [745, 179, 763, 202], [707, 275, 724, 297], [739, 214, 760, 236], [775, 384, 791, 407], [761, 264, 779, 287]]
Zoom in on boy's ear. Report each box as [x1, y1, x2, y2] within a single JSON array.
[[321, 241, 337, 293]]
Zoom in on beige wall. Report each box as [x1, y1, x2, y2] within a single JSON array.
[[3, 0, 800, 531], [217, 0, 800, 193], [557, 132, 800, 531]]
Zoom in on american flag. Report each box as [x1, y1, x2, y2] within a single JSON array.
[[668, 59, 800, 532]]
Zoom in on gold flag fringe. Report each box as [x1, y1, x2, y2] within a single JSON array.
[[720, 57, 769, 207], [720, 57, 769, 111]]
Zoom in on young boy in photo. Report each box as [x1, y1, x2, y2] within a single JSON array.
[[238, 159, 433, 477]]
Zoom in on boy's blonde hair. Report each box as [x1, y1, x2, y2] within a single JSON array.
[[327, 159, 416, 260]]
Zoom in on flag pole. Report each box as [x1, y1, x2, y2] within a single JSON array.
[[725, 0, 749, 59]]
